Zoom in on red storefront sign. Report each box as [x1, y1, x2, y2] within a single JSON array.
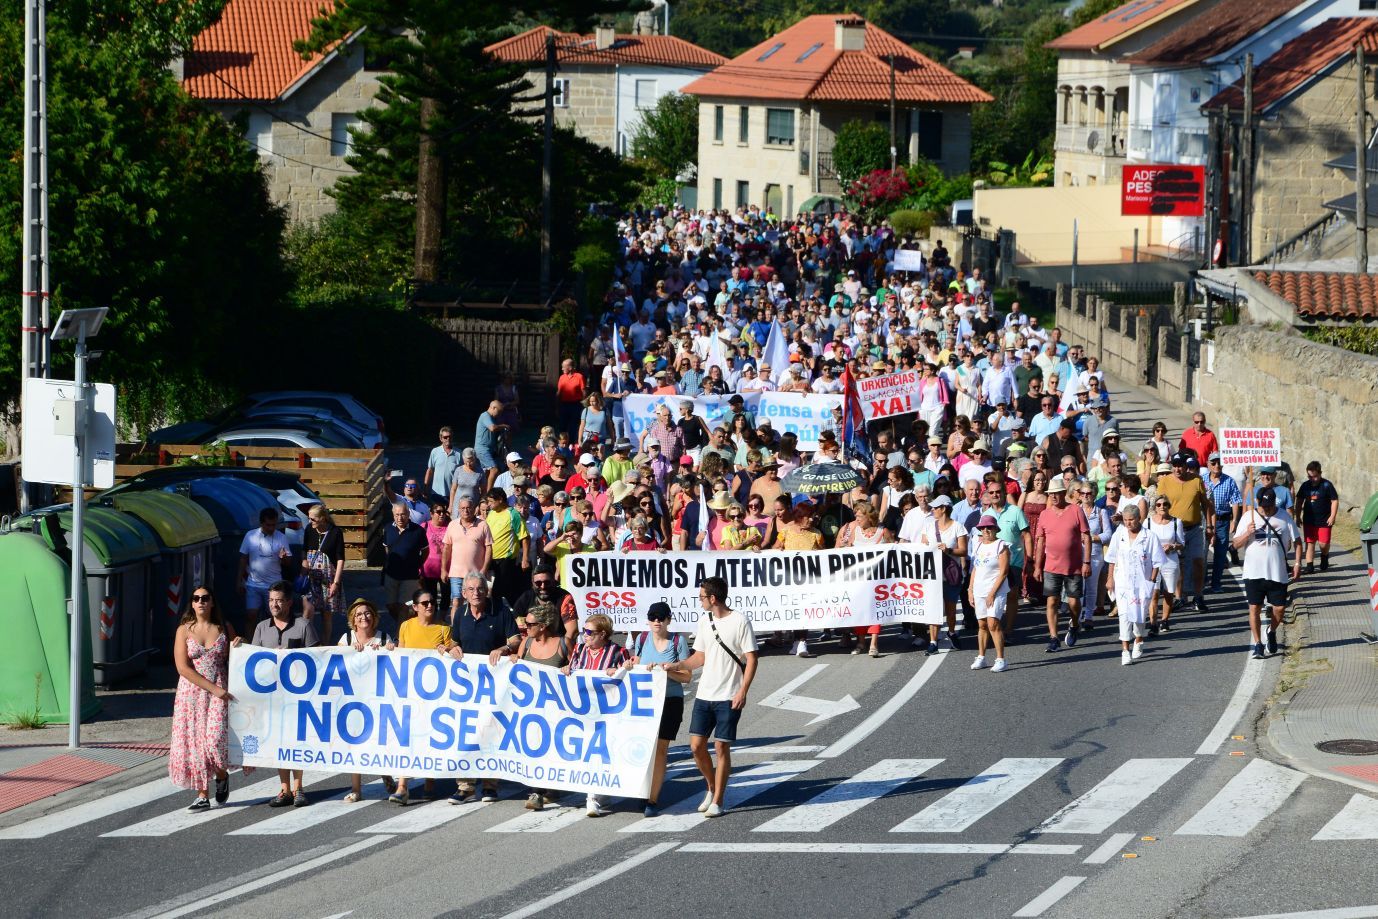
[[1121, 164, 1205, 216]]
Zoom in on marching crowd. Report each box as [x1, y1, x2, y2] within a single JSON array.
[[168, 204, 1341, 819]]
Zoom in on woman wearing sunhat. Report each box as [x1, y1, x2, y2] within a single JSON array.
[[968, 515, 1011, 672]]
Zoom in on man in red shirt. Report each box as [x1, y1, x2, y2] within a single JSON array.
[[556, 359, 586, 442], [1033, 478, 1091, 652], [1178, 412, 1220, 467]]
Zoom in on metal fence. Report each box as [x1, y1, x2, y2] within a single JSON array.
[[1164, 331, 1182, 362], [1107, 307, 1121, 333]]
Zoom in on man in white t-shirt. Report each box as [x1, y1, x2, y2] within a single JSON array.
[[238, 507, 291, 629], [668, 576, 758, 819], [1231, 487, 1300, 659]]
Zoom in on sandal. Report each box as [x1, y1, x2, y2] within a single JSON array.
[[344, 792, 362, 803], [267, 790, 293, 808]]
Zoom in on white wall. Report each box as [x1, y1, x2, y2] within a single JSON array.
[[614, 65, 711, 157]]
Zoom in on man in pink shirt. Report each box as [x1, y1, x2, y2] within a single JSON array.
[[441, 496, 492, 618], [1033, 479, 1091, 652]]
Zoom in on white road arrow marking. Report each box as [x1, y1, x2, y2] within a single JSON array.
[[757, 663, 860, 724]]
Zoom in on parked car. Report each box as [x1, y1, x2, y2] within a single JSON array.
[[148, 391, 386, 448], [244, 392, 386, 445]]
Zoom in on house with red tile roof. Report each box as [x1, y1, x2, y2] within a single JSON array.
[[485, 25, 726, 158], [1202, 16, 1378, 266], [679, 15, 990, 215], [181, 0, 382, 222], [1045, 0, 1222, 189]]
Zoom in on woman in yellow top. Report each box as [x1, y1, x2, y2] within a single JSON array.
[[718, 502, 763, 551], [390, 588, 450, 805], [775, 500, 824, 657]]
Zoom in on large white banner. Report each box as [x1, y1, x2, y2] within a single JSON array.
[[562, 545, 944, 633], [857, 370, 920, 421], [625, 391, 841, 451], [227, 647, 666, 796]]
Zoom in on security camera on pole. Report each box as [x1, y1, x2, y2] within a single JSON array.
[[22, 307, 115, 748]]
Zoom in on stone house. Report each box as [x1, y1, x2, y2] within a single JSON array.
[[1203, 17, 1378, 262], [484, 26, 726, 158], [181, 0, 381, 223], [682, 15, 991, 216]]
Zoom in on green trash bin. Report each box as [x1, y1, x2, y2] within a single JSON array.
[[109, 492, 220, 659], [0, 532, 99, 723], [16, 506, 161, 685]]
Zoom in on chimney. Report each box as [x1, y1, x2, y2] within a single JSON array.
[[595, 24, 616, 51], [834, 16, 866, 52]]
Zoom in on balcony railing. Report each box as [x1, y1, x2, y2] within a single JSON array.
[[1055, 124, 1127, 158]]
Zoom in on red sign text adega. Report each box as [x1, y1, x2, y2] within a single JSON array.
[[1121, 164, 1205, 216]]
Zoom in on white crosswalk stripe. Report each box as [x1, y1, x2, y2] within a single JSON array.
[[362, 799, 494, 834], [227, 790, 378, 836], [0, 774, 182, 839], [1312, 793, 1378, 840], [488, 804, 585, 834], [101, 775, 290, 837], [1034, 758, 1193, 834], [1175, 759, 1307, 837], [891, 758, 1063, 834], [753, 759, 942, 833], [622, 759, 821, 833]]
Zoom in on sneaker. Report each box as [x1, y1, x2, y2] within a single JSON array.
[[1131, 642, 1144, 660], [268, 790, 293, 808], [1064, 629, 1077, 648], [1195, 597, 1209, 612], [525, 793, 545, 811], [449, 791, 473, 805], [970, 654, 988, 670], [947, 631, 962, 651], [643, 802, 659, 818], [911, 636, 929, 650], [1266, 627, 1278, 656], [795, 641, 814, 659], [481, 784, 498, 803], [1148, 622, 1160, 636], [697, 791, 714, 813], [850, 645, 862, 655], [214, 774, 229, 805], [388, 791, 409, 806], [991, 658, 1008, 673], [1121, 650, 1132, 666], [187, 796, 210, 812], [586, 799, 608, 818], [925, 641, 940, 656], [1159, 621, 1172, 634], [703, 802, 724, 818], [1251, 643, 1264, 660], [1046, 637, 1061, 653], [292, 790, 309, 808]]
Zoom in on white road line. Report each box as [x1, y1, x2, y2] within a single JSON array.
[[0, 775, 182, 839], [488, 805, 585, 834], [1175, 759, 1306, 837], [1083, 832, 1136, 864], [498, 843, 677, 919], [227, 790, 377, 836], [891, 758, 1062, 834], [146, 835, 392, 919], [819, 651, 947, 759], [1013, 876, 1087, 917], [1313, 794, 1378, 840], [102, 775, 288, 837], [753, 759, 942, 833], [361, 799, 493, 834], [622, 759, 821, 833], [677, 842, 1080, 856], [1035, 758, 1193, 834], [1196, 658, 1267, 754], [1223, 908, 1378, 919]]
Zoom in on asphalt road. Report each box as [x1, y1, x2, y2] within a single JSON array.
[[4, 565, 1376, 919]]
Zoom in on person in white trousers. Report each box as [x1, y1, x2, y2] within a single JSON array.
[[1104, 505, 1166, 665]]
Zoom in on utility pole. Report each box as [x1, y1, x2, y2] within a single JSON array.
[[888, 54, 897, 172], [1205, 108, 1221, 269], [1240, 53, 1254, 266], [413, 95, 444, 284], [541, 32, 556, 300], [21, 0, 51, 513], [1358, 42, 1369, 273]]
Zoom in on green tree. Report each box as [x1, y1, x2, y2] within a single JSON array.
[[0, 0, 288, 431], [630, 92, 700, 181], [832, 121, 892, 187], [968, 11, 1066, 169]]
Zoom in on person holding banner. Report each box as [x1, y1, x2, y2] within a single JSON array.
[[169, 586, 236, 812], [248, 582, 319, 807], [386, 589, 452, 805], [668, 576, 758, 819], [916, 495, 968, 655], [337, 600, 397, 803], [631, 602, 692, 817]]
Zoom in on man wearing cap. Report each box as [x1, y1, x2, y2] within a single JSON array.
[[601, 439, 635, 487], [1083, 398, 1119, 449], [1204, 451, 1243, 592], [1232, 486, 1301, 658], [493, 452, 527, 493], [1033, 477, 1091, 651], [1251, 467, 1293, 515], [1178, 411, 1220, 468], [1157, 452, 1214, 612], [425, 426, 464, 505], [567, 453, 600, 491]]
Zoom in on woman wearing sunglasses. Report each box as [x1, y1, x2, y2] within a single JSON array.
[[337, 599, 397, 803], [566, 614, 630, 817], [631, 601, 691, 817], [389, 589, 450, 805], [169, 587, 237, 812], [514, 602, 570, 811], [1147, 497, 1185, 634]]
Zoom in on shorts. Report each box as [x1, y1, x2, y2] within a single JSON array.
[[1042, 571, 1083, 601], [1156, 565, 1180, 594], [1245, 578, 1288, 608], [1303, 525, 1332, 544], [1181, 525, 1206, 563], [690, 698, 741, 744], [384, 576, 419, 605], [942, 582, 961, 604], [475, 450, 498, 471], [974, 592, 1007, 621], [244, 584, 270, 612], [658, 695, 686, 741]]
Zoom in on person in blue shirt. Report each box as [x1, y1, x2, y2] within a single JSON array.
[[474, 400, 508, 490], [1253, 467, 1292, 514], [1204, 452, 1243, 591]]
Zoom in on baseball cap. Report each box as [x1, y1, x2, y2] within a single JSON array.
[[647, 602, 673, 621], [578, 453, 596, 467], [1170, 452, 1190, 465], [1208, 451, 1222, 462], [1258, 466, 1277, 475], [789, 362, 804, 374], [505, 451, 522, 463], [930, 495, 953, 508], [1257, 485, 1278, 504]]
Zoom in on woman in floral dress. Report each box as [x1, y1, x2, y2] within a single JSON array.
[[168, 586, 237, 811]]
